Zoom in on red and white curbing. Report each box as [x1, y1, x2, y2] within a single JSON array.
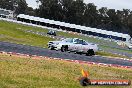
[[0, 51, 132, 69]]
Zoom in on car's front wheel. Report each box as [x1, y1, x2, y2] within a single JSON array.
[[48, 46, 54, 50], [61, 45, 68, 52]]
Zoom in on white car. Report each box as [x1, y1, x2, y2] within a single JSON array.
[[48, 38, 98, 56]]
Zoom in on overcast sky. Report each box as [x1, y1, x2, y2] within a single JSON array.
[[26, 0, 132, 10]]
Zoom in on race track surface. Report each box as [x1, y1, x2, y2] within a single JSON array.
[[0, 41, 132, 66]]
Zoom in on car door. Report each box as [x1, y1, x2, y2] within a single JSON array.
[[81, 40, 89, 53], [74, 39, 83, 52], [68, 43, 75, 51], [73, 39, 79, 51], [69, 39, 78, 51], [66, 39, 75, 51]]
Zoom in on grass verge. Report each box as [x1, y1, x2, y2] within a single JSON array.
[[96, 51, 131, 59], [0, 53, 132, 88]]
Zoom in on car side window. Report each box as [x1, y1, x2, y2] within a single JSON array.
[[74, 39, 83, 44], [78, 40, 83, 44], [74, 39, 79, 44], [82, 41, 88, 45]]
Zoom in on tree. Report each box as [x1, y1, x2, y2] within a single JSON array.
[[66, 0, 85, 24], [127, 13, 132, 37], [97, 7, 109, 29], [26, 7, 35, 16], [37, 0, 62, 20], [15, 0, 28, 15], [37, 0, 86, 24], [83, 3, 98, 27], [59, 0, 74, 22], [0, 0, 15, 10], [0, 0, 28, 15]]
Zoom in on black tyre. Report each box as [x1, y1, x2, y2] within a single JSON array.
[[86, 49, 95, 56], [76, 52, 82, 55], [61, 45, 68, 52], [54, 33, 56, 36], [48, 46, 54, 50]]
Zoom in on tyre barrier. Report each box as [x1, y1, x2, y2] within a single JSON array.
[[0, 51, 132, 69]]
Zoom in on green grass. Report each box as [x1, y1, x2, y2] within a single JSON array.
[[0, 20, 54, 48], [96, 51, 131, 59], [0, 53, 132, 88], [100, 45, 132, 54]]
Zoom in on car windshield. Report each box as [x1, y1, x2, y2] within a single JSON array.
[[63, 38, 73, 43]]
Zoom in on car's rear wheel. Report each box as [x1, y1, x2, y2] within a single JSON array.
[[76, 52, 82, 55], [86, 49, 95, 56]]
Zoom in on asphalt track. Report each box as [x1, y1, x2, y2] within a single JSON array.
[[0, 41, 132, 66]]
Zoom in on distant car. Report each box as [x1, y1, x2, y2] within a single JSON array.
[[48, 38, 98, 56], [47, 30, 56, 36]]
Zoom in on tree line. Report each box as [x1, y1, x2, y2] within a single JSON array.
[[0, 0, 132, 37], [0, 0, 35, 16]]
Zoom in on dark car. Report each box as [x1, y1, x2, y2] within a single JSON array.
[[47, 30, 56, 36]]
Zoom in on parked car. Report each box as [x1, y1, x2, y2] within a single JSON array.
[[47, 30, 56, 36], [48, 38, 98, 56]]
